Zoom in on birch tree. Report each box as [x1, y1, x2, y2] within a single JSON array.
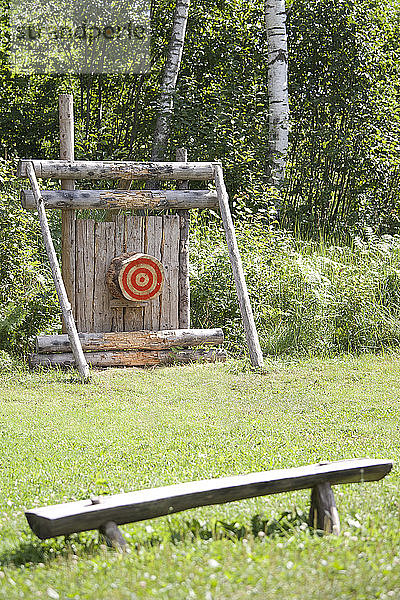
[[151, 0, 191, 161], [266, 0, 289, 190]]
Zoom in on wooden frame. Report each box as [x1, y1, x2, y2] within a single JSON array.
[[18, 96, 265, 372]]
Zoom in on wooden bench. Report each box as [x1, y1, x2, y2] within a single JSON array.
[[25, 459, 392, 549]]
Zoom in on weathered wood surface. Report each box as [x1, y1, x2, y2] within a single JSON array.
[[21, 189, 218, 210], [99, 521, 128, 550], [178, 212, 190, 328], [92, 222, 113, 333], [214, 164, 264, 369], [25, 459, 392, 540], [29, 348, 227, 368], [309, 482, 341, 535], [124, 216, 145, 332], [90, 496, 128, 550], [18, 160, 216, 181], [73, 215, 185, 333], [36, 329, 224, 353], [176, 148, 190, 328], [75, 219, 95, 333], [59, 94, 76, 328], [143, 217, 163, 330], [107, 253, 137, 300], [26, 162, 90, 382], [161, 216, 180, 329], [110, 299, 147, 309], [112, 215, 125, 332]]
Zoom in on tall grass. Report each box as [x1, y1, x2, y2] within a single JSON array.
[[190, 218, 400, 356]]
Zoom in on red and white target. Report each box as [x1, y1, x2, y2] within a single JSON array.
[[118, 254, 164, 302]]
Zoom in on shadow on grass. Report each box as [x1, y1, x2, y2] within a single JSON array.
[[167, 508, 310, 545], [1, 509, 312, 567], [0, 531, 99, 568]]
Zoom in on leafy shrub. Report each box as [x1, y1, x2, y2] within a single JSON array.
[[0, 158, 60, 356], [190, 217, 400, 356]]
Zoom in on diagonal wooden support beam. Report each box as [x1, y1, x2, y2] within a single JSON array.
[[26, 162, 90, 382], [214, 164, 264, 369]]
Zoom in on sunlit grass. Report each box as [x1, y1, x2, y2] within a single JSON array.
[[0, 355, 399, 598]]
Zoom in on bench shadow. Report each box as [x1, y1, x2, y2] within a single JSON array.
[[1, 509, 311, 567], [0, 533, 99, 568]]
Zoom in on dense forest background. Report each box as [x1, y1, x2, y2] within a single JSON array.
[[1, 0, 400, 359]]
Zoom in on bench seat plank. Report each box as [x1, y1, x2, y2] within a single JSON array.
[[25, 459, 392, 540]]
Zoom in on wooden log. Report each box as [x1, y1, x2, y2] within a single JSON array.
[[22, 189, 218, 211], [176, 148, 191, 329], [21, 189, 219, 211], [36, 329, 224, 353], [99, 521, 128, 551], [309, 482, 341, 535], [25, 459, 393, 540], [106, 253, 164, 302], [214, 164, 264, 369], [59, 94, 76, 330], [17, 160, 216, 181], [26, 162, 90, 382], [29, 348, 227, 368]]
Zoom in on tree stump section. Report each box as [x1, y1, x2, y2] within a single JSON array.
[[106, 253, 164, 302]]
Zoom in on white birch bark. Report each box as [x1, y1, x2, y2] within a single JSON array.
[[266, 0, 289, 190], [151, 0, 191, 160]]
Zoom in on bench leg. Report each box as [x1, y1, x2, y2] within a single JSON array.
[[309, 482, 340, 535], [99, 521, 128, 551]]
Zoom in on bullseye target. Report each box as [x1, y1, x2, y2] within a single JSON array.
[[118, 254, 164, 302]]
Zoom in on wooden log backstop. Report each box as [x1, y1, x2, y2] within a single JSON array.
[[18, 94, 264, 375]]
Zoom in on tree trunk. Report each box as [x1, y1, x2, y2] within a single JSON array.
[[151, 0, 191, 161], [266, 0, 289, 192]]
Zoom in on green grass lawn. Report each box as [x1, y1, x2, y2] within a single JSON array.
[[0, 354, 399, 599]]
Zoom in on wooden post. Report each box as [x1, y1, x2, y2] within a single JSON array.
[[214, 164, 264, 369], [176, 148, 190, 328], [309, 482, 341, 535], [59, 94, 76, 328], [90, 497, 128, 551], [99, 521, 128, 551], [26, 163, 90, 382]]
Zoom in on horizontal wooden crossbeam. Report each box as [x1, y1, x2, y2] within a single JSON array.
[[21, 189, 219, 211], [17, 160, 216, 181], [36, 329, 224, 353], [25, 459, 392, 540], [30, 348, 227, 368]]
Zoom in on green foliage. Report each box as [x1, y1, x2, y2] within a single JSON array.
[[0, 0, 399, 234], [190, 217, 400, 355], [286, 0, 400, 233], [0, 159, 59, 355]]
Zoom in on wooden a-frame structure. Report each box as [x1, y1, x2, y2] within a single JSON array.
[[17, 97, 263, 381]]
